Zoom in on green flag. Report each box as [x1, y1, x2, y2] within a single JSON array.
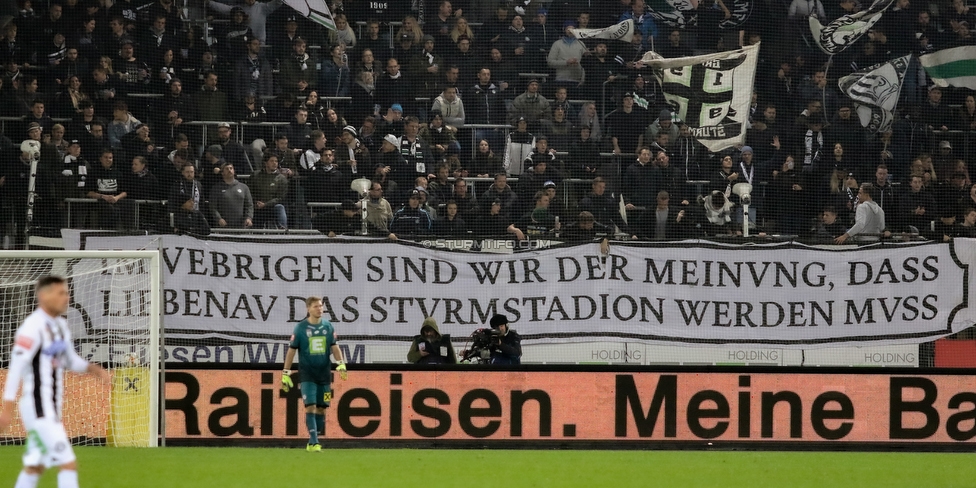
[[920, 46, 976, 90]]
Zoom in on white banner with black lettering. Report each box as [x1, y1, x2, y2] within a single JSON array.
[[65, 233, 976, 348]]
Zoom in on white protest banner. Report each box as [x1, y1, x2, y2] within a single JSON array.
[[67, 233, 976, 348]]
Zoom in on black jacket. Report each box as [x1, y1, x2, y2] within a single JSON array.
[[490, 329, 522, 365]]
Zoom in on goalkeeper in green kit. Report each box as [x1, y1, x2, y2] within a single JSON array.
[[282, 296, 347, 451]]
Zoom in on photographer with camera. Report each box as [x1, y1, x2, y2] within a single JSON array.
[[487, 314, 522, 365], [407, 317, 457, 365]]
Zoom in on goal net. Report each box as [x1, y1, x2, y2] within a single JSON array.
[[0, 251, 161, 447]]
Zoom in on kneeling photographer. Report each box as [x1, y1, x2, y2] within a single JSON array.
[[407, 317, 458, 364]]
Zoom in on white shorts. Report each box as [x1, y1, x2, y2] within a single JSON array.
[[21, 417, 76, 468]]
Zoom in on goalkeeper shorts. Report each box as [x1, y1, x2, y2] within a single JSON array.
[[300, 382, 332, 408], [21, 417, 76, 468]]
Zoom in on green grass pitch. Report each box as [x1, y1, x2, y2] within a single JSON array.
[[1, 447, 974, 487]]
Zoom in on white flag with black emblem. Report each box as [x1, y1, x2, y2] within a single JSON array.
[[571, 19, 635, 43], [838, 54, 910, 134], [809, 0, 895, 55], [640, 44, 759, 152]]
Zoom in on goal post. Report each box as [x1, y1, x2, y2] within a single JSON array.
[[0, 250, 162, 448]]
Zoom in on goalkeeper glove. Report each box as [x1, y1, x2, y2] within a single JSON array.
[[281, 370, 294, 392], [337, 363, 348, 381]]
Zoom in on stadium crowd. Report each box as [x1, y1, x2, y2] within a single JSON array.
[[0, 0, 975, 246]]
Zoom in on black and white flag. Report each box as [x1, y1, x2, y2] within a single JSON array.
[[838, 54, 910, 133], [571, 19, 635, 43], [640, 44, 759, 152], [809, 0, 895, 55], [719, 0, 754, 29]]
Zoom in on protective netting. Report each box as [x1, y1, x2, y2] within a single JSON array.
[[0, 254, 157, 446]]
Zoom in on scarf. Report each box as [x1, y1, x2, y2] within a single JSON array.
[[739, 162, 754, 184], [400, 137, 425, 173], [804, 130, 823, 167], [295, 53, 309, 71]]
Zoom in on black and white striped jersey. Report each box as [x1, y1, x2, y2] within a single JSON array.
[[2, 309, 90, 422]]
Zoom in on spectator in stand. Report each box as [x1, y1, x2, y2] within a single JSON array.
[[376, 57, 411, 110], [315, 200, 362, 237], [901, 175, 936, 233], [210, 162, 254, 229], [84, 148, 127, 230], [208, 0, 282, 44], [579, 177, 627, 232], [335, 125, 369, 178], [504, 117, 535, 175], [814, 206, 848, 239], [353, 47, 383, 79], [580, 41, 618, 107], [873, 164, 899, 229], [123, 155, 160, 229], [658, 29, 693, 58], [569, 124, 600, 178], [486, 47, 518, 101], [320, 42, 351, 99], [283, 107, 312, 150], [511, 78, 550, 126], [451, 176, 480, 222], [395, 117, 432, 191], [357, 21, 389, 65], [279, 37, 316, 97], [348, 71, 376, 126], [373, 134, 406, 197], [516, 190, 561, 237], [154, 78, 189, 146], [500, 14, 535, 72], [835, 183, 887, 243], [481, 173, 518, 219], [191, 71, 228, 122], [140, 14, 177, 63], [56, 139, 89, 228], [410, 35, 444, 98], [427, 164, 452, 205], [955, 94, 976, 132], [920, 85, 951, 132], [475, 196, 525, 239], [24, 99, 53, 134], [389, 189, 434, 238], [547, 20, 586, 94], [420, 112, 460, 163], [247, 153, 288, 229], [624, 147, 656, 210], [107, 101, 140, 148], [645, 110, 679, 146], [114, 40, 150, 95], [334, 13, 357, 48], [165, 167, 210, 237], [433, 200, 467, 236], [233, 36, 273, 102], [376, 104, 405, 137], [606, 93, 646, 156], [620, 0, 657, 51], [431, 85, 464, 128], [539, 105, 573, 152], [451, 22, 476, 55], [361, 180, 394, 233], [215, 122, 253, 174], [467, 139, 502, 177], [634, 190, 688, 240]]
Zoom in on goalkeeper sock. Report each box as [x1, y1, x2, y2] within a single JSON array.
[[57, 469, 79, 488], [306, 413, 319, 445], [315, 413, 325, 436], [15, 470, 39, 488]]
